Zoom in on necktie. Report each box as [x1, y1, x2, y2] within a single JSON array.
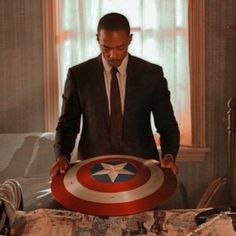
[[110, 67, 123, 151]]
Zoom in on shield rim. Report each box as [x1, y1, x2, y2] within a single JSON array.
[[51, 155, 177, 216]]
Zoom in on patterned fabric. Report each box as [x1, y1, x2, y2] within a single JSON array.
[[10, 208, 236, 236], [0, 179, 22, 234]]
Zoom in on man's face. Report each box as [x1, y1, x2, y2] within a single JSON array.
[[97, 29, 132, 67]]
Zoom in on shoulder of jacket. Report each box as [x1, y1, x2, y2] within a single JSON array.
[[129, 54, 162, 71], [70, 57, 98, 73]]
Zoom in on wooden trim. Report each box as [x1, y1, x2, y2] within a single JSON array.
[[227, 97, 236, 204], [177, 147, 210, 162], [42, 0, 59, 131], [188, 0, 206, 148]]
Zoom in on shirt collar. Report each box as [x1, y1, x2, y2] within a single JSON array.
[[102, 54, 129, 76]]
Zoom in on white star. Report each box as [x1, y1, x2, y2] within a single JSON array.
[[92, 162, 135, 183]]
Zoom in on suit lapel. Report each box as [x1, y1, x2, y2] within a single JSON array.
[[93, 56, 110, 129], [123, 55, 136, 121]]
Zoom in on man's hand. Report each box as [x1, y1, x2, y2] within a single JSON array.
[[50, 155, 70, 178], [160, 154, 178, 175]]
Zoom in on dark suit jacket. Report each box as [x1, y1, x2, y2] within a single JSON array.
[[54, 54, 180, 161]]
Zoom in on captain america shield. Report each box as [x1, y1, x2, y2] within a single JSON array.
[[51, 155, 177, 216]]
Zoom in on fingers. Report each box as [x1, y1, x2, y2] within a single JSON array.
[[160, 159, 178, 175], [50, 158, 70, 178]]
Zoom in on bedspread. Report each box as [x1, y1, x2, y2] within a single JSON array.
[[10, 208, 236, 236]]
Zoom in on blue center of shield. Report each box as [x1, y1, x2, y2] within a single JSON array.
[[91, 161, 137, 183]]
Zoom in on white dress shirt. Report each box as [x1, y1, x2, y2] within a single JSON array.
[[102, 54, 128, 114]]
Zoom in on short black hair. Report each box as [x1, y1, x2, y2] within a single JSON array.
[[97, 12, 130, 34]]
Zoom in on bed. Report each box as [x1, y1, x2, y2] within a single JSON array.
[[0, 98, 236, 236]]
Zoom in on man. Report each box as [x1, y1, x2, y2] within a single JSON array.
[[50, 12, 180, 177]]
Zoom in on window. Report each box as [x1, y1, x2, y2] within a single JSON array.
[[42, 0, 208, 161]]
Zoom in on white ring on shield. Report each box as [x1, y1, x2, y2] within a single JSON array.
[[63, 155, 164, 204]]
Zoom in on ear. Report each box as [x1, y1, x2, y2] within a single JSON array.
[[128, 34, 133, 45], [96, 33, 99, 42]]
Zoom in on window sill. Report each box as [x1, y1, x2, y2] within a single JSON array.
[[177, 146, 210, 162]]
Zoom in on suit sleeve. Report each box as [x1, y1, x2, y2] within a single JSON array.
[[152, 67, 180, 160], [54, 69, 82, 161]]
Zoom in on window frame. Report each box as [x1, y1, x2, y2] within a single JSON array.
[[42, 0, 209, 161], [42, 0, 59, 131]]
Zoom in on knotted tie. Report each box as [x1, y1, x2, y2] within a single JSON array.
[[110, 67, 123, 151]]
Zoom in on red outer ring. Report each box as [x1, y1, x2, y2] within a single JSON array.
[[51, 157, 177, 216]]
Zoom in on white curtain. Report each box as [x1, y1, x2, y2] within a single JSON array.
[[57, 0, 191, 146]]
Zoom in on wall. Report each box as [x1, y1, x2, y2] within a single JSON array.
[[0, 0, 236, 207], [0, 0, 45, 132]]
